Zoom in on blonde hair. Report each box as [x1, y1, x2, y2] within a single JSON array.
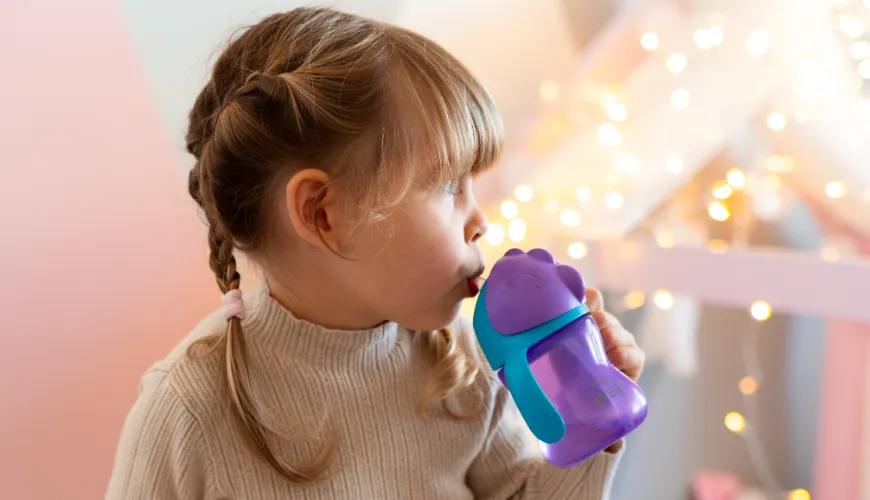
[[185, 7, 503, 483]]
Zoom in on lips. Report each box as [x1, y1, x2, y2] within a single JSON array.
[[466, 268, 485, 297]]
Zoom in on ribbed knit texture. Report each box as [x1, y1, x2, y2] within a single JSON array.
[[107, 282, 622, 499]]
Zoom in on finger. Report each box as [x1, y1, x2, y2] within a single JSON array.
[[585, 288, 604, 312], [606, 346, 645, 381], [590, 311, 635, 351]]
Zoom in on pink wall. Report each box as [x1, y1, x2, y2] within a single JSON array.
[[0, 2, 216, 498]]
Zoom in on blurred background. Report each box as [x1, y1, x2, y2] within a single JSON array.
[[2, 0, 869, 498]]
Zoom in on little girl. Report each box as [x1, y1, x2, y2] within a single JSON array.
[[107, 7, 645, 499]]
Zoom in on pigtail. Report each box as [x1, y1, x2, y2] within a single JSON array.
[[205, 214, 339, 483], [417, 327, 483, 419]]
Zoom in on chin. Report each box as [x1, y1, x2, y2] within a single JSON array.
[[401, 302, 462, 332]]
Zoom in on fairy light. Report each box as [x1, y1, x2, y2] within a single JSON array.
[[751, 301, 772, 321], [567, 242, 588, 259], [539, 80, 559, 101], [671, 88, 691, 109], [725, 412, 746, 433], [641, 32, 659, 50], [764, 154, 796, 173], [665, 154, 684, 174], [708, 200, 731, 221], [623, 291, 645, 309], [653, 289, 674, 309], [560, 209, 581, 227], [726, 168, 746, 188], [712, 181, 733, 199], [707, 26, 724, 46], [790, 488, 811, 500], [694, 29, 714, 49], [746, 29, 772, 56], [607, 102, 628, 121], [484, 223, 505, 246], [708, 239, 729, 253], [839, 13, 865, 39], [667, 53, 687, 73], [597, 123, 623, 146], [614, 154, 641, 174], [739, 376, 759, 395], [763, 174, 782, 190], [656, 230, 675, 248], [507, 218, 527, 242], [576, 186, 592, 203], [851, 40, 870, 59], [514, 184, 533, 202], [500, 200, 519, 219], [767, 112, 787, 131], [604, 191, 624, 209], [825, 180, 846, 198]]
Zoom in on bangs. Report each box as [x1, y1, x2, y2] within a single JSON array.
[[386, 31, 505, 188]]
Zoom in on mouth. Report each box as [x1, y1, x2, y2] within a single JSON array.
[[465, 267, 486, 298]]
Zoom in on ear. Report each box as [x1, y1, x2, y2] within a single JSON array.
[[283, 169, 345, 251]]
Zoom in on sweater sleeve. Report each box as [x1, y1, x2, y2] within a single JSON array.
[[106, 373, 213, 500], [466, 380, 622, 499]]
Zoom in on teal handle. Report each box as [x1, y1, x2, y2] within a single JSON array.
[[473, 282, 588, 444]]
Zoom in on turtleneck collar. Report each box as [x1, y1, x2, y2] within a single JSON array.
[[240, 280, 401, 367]]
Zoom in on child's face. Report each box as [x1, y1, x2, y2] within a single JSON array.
[[337, 176, 488, 331]]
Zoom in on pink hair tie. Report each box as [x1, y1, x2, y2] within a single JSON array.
[[221, 289, 246, 321]]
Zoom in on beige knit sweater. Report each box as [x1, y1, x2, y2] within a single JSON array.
[[107, 282, 622, 499]]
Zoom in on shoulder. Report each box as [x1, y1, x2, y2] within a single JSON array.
[[133, 308, 231, 429]]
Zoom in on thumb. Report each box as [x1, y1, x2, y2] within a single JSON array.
[[585, 288, 604, 312]]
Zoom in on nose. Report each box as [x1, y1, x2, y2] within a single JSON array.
[[467, 201, 488, 243]]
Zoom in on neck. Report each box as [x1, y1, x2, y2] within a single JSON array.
[[264, 269, 386, 331]]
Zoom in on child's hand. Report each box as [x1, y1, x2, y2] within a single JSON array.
[[585, 289, 645, 382]]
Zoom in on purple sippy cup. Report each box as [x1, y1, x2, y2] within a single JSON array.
[[472, 248, 648, 468]]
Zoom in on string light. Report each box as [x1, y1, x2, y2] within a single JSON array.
[[567, 241, 588, 259], [597, 123, 623, 146], [790, 488, 811, 500], [560, 209, 581, 227], [514, 184, 533, 202], [576, 186, 592, 203], [507, 218, 527, 242], [726, 168, 746, 188], [656, 230, 675, 248], [825, 180, 846, 198], [500, 200, 519, 219], [708, 239, 729, 253], [665, 154, 684, 174], [653, 289, 674, 309], [607, 102, 628, 121], [750, 300, 772, 321], [671, 88, 691, 109], [694, 28, 723, 49], [839, 13, 865, 39], [851, 40, 870, 59], [640, 32, 659, 50], [739, 376, 759, 395], [764, 154, 796, 173], [712, 181, 733, 199], [604, 191, 625, 209], [821, 245, 840, 261], [708, 200, 731, 221], [667, 53, 687, 73], [484, 223, 505, 246], [724, 411, 746, 433], [614, 154, 641, 174], [623, 291, 645, 309], [767, 112, 787, 131], [539, 80, 559, 101], [746, 29, 772, 56]]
